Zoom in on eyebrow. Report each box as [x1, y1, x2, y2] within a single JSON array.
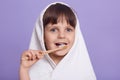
[[45, 23, 74, 29]]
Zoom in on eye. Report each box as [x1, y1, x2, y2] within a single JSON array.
[[50, 28, 57, 32], [66, 28, 73, 32]]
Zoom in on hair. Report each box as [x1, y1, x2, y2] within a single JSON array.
[[43, 3, 76, 28]]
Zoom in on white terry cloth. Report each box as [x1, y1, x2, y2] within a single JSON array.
[[29, 2, 96, 80]]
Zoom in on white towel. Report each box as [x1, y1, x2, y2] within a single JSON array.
[[29, 2, 96, 80]]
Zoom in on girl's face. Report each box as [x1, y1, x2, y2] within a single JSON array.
[[44, 17, 75, 57]]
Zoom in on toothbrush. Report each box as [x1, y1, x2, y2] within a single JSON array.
[[43, 45, 67, 54], [21, 45, 67, 60]]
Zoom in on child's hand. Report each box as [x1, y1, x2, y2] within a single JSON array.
[[20, 50, 44, 70]]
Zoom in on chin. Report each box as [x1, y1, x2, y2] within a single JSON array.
[[54, 51, 68, 57]]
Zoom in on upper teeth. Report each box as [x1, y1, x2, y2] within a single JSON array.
[[59, 44, 65, 47]]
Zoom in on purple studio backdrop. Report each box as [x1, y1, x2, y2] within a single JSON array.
[[0, 0, 120, 80]]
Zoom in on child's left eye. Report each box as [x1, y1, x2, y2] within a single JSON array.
[[66, 28, 73, 32]]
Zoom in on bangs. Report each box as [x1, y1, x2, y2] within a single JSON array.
[[43, 3, 76, 28]]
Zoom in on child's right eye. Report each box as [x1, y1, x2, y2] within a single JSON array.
[[50, 28, 57, 32]]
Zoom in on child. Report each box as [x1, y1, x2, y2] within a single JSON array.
[[20, 2, 96, 80]]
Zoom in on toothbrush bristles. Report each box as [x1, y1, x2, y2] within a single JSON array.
[[62, 45, 67, 49]]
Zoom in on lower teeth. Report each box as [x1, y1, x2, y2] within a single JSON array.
[[58, 44, 65, 47]]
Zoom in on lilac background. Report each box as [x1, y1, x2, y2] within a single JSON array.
[[0, 0, 120, 80]]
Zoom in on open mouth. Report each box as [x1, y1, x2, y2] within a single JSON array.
[[55, 42, 68, 47]]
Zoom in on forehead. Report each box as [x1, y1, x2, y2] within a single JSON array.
[[46, 16, 68, 25], [46, 22, 73, 29], [57, 15, 67, 23]]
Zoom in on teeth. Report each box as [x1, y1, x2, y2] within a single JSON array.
[[59, 44, 65, 47], [55, 43, 67, 47]]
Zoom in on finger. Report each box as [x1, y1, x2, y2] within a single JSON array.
[[21, 50, 32, 61], [30, 50, 37, 60], [36, 50, 44, 59], [32, 50, 39, 60], [30, 50, 41, 60], [25, 50, 34, 60], [35, 51, 40, 59]]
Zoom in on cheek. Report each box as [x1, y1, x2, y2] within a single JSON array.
[[44, 33, 56, 44], [44, 33, 50, 43], [71, 35, 75, 44], [44, 33, 51, 49], [68, 33, 75, 43]]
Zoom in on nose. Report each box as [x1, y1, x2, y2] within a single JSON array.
[[58, 31, 65, 39]]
